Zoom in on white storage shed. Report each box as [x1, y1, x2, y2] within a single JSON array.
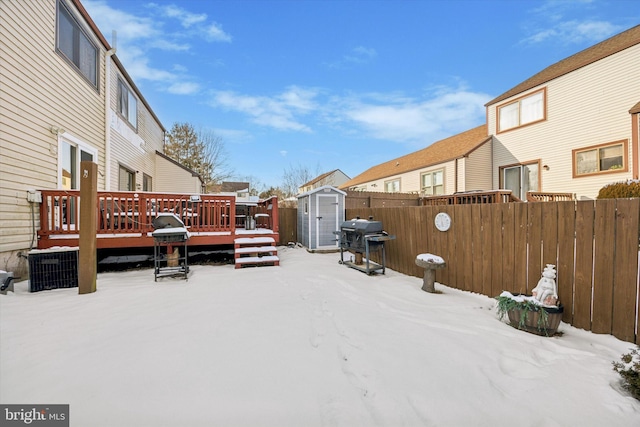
[[297, 186, 346, 251]]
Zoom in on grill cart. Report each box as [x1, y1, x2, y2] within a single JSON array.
[[152, 213, 190, 281], [336, 217, 396, 275]]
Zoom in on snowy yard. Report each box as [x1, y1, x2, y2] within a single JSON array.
[[1, 246, 640, 426]]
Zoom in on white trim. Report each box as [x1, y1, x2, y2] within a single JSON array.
[[315, 193, 339, 249], [57, 132, 99, 190]]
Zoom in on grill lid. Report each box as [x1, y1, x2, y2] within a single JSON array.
[[152, 213, 186, 230], [340, 218, 383, 234]]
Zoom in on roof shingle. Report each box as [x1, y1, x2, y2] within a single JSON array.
[[340, 125, 489, 188]]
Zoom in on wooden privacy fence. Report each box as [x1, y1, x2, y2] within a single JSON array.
[[278, 207, 297, 244], [348, 198, 640, 344]]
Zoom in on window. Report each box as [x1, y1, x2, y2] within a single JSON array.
[[143, 174, 152, 191], [421, 169, 444, 195], [119, 165, 135, 191], [498, 89, 545, 132], [501, 162, 539, 200], [573, 140, 628, 177], [118, 79, 138, 129], [384, 179, 400, 193], [57, 1, 98, 88]]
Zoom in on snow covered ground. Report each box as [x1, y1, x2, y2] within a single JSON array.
[[2, 246, 639, 426]]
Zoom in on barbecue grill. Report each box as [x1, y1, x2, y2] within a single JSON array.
[[152, 213, 190, 281], [336, 216, 396, 274]]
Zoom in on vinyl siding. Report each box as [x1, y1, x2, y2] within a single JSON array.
[[154, 155, 202, 194], [352, 160, 457, 194], [0, 0, 106, 265], [489, 44, 639, 199], [465, 140, 493, 191], [108, 68, 165, 191]]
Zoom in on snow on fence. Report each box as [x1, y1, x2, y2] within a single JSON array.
[[346, 199, 640, 345]]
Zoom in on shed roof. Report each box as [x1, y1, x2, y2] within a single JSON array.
[[297, 185, 347, 198], [486, 24, 640, 107], [339, 125, 489, 189]]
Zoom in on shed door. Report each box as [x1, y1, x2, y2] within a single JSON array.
[[316, 194, 339, 248]]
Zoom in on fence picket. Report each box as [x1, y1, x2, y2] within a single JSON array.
[[611, 199, 640, 344], [592, 199, 616, 334], [557, 201, 576, 325]]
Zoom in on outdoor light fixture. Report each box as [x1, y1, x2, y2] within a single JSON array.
[[49, 126, 65, 135]]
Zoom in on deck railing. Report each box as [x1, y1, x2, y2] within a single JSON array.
[[420, 190, 521, 205], [39, 190, 238, 237], [526, 191, 575, 202]]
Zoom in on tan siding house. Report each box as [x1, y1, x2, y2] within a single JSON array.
[[0, 0, 192, 276], [0, 0, 110, 275], [486, 25, 640, 200], [299, 169, 351, 194], [155, 151, 204, 194], [340, 125, 491, 195]]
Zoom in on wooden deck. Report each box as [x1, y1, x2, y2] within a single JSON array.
[[37, 190, 279, 249]]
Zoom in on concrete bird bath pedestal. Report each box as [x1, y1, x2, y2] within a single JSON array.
[[415, 253, 446, 293]]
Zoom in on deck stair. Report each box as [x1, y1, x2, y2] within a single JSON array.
[[234, 237, 279, 269]]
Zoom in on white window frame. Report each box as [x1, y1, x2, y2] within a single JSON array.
[[421, 169, 445, 195], [384, 179, 400, 193], [118, 164, 136, 191], [573, 140, 628, 177], [500, 161, 539, 200], [58, 132, 98, 190], [56, 0, 99, 89], [118, 78, 138, 129], [497, 88, 546, 133]]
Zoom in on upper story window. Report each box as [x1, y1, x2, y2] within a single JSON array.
[[384, 179, 400, 193], [421, 169, 444, 195], [498, 89, 546, 133], [56, 1, 98, 88], [118, 79, 138, 129], [573, 140, 628, 177]]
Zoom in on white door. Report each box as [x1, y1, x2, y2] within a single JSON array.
[[316, 194, 339, 248]]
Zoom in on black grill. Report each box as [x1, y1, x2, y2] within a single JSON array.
[[336, 217, 395, 275]]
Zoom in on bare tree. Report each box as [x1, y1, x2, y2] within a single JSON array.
[[164, 122, 234, 190], [281, 162, 321, 198]]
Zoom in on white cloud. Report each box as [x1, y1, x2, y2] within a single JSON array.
[[521, 0, 623, 45], [210, 87, 320, 132], [83, 0, 230, 93], [522, 20, 622, 45], [337, 87, 490, 143], [167, 82, 201, 95], [158, 4, 207, 28], [204, 23, 233, 42], [280, 151, 288, 157]]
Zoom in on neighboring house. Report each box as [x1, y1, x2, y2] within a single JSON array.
[[299, 169, 351, 194], [340, 125, 492, 195], [0, 0, 193, 276], [485, 24, 640, 200], [155, 151, 205, 194]]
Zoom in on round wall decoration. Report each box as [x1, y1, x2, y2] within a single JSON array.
[[434, 212, 451, 232]]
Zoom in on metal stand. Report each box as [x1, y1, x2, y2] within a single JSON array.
[[153, 240, 189, 281], [338, 234, 396, 275]]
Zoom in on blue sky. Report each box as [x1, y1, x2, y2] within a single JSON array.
[[83, 0, 638, 189]]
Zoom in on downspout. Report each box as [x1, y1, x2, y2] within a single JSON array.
[[104, 32, 117, 191]]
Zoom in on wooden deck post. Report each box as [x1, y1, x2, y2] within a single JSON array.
[[78, 161, 97, 294]]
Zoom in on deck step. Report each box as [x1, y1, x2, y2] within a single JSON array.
[[234, 237, 279, 269]]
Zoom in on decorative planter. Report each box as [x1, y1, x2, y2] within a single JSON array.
[[505, 298, 563, 337]]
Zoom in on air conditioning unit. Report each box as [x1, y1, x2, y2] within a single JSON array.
[[28, 247, 79, 292]]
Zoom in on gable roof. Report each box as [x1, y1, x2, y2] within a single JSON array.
[[301, 169, 348, 188], [486, 24, 640, 107], [339, 125, 489, 189]]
